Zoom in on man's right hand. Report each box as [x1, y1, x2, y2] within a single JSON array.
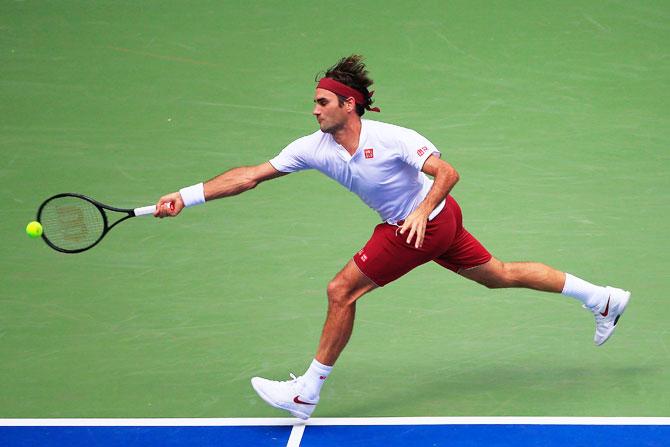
[[154, 192, 185, 218]]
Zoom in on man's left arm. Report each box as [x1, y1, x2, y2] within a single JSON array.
[[399, 154, 460, 248]]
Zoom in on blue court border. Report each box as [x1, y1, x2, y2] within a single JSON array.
[[2, 418, 669, 446]]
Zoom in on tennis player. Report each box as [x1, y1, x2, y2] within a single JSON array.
[[154, 55, 631, 420]]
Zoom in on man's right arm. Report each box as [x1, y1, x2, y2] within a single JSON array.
[[154, 162, 287, 218], [204, 162, 287, 200]]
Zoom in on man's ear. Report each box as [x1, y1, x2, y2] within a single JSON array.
[[346, 97, 356, 113]]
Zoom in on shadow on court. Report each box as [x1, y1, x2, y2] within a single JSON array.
[[335, 363, 660, 417]]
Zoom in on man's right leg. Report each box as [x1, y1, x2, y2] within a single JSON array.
[[251, 260, 377, 419], [315, 259, 378, 365], [251, 207, 461, 419], [458, 257, 631, 345]]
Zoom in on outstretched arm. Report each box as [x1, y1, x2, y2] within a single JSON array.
[[154, 162, 287, 218], [398, 154, 459, 248], [204, 162, 287, 200]]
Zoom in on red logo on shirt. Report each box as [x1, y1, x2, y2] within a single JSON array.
[[364, 148, 374, 159], [417, 146, 428, 157]]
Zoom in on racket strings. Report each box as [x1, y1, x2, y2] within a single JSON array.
[[40, 197, 105, 251]]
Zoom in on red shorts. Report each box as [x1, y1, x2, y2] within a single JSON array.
[[353, 195, 492, 286]]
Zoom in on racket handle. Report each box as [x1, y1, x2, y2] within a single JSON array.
[[134, 205, 156, 216], [134, 202, 173, 217]]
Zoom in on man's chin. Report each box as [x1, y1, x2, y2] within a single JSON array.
[[319, 123, 340, 134]]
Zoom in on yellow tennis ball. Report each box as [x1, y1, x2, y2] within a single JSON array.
[[26, 221, 43, 238]]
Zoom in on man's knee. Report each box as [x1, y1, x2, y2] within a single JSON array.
[[327, 273, 368, 306], [327, 261, 377, 306], [479, 261, 515, 289], [327, 277, 353, 305]]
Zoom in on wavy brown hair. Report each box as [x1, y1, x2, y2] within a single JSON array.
[[317, 54, 375, 116]]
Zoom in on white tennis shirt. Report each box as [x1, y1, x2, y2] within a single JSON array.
[[269, 119, 445, 224]]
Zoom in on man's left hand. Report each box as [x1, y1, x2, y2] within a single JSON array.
[[398, 208, 430, 248]]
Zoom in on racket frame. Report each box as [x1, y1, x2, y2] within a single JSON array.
[[37, 193, 145, 254]]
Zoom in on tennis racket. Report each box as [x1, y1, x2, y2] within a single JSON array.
[[36, 193, 170, 254]]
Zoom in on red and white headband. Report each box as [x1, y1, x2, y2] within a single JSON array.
[[317, 77, 380, 112]]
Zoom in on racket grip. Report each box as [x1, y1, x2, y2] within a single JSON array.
[[134, 202, 174, 216], [134, 205, 157, 216]]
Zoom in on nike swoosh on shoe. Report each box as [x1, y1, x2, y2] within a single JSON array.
[[293, 396, 316, 405], [600, 296, 610, 317]]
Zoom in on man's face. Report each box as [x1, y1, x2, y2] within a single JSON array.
[[313, 88, 351, 134]]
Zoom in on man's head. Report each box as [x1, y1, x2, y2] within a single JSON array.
[[313, 55, 377, 133]]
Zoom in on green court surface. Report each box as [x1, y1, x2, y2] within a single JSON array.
[[1, 1, 668, 418]]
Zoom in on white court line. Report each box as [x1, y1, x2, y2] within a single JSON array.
[[286, 423, 306, 447], [307, 417, 670, 426], [1, 417, 669, 426], [0, 418, 294, 427]]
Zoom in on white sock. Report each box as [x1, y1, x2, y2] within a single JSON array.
[[301, 359, 332, 399], [562, 273, 608, 308]]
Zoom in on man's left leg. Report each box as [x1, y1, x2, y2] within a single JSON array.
[[457, 257, 565, 292], [458, 257, 631, 345]]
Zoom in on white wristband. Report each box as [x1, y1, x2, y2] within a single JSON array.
[[179, 182, 205, 207]]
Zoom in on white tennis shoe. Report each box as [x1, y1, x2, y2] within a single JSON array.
[[251, 373, 319, 420], [586, 286, 631, 346]]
